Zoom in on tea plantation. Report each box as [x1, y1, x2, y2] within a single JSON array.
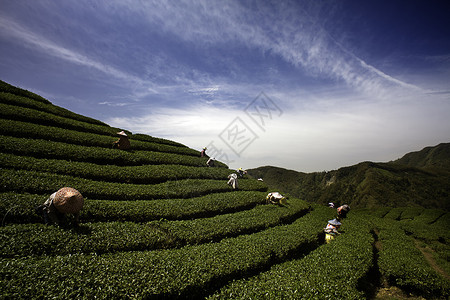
[[1, 80, 449, 299]]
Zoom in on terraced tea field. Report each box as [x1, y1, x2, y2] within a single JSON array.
[[1, 81, 449, 299]]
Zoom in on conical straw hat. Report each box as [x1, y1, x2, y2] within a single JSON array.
[[328, 219, 342, 226], [53, 187, 84, 214], [117, 131, 127, 136]]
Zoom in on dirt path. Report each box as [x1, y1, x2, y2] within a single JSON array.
[[414, 239, 450, 281]]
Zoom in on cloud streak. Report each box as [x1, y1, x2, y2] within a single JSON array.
[[0, 17, 147, 86]]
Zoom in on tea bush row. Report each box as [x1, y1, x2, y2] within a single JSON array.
[[0, 118, 198, 156], [398, 207, 424, 220], [0, 99, 192, 148], [0, 153, 230, 184], [408, 208, 447, 224], [0, 169, 267, 200], [0, 191, 267, 224], [0, 81, 51, 104], [0, 206, 335, 299], [209, 212, 374, 299], [376, 218, 449, 298], [0, 198, 310, 257], [0, 91, 106, 126], [0, 102, 119, 137], [156, 198, 310, 245], [399, 212, 450, 274], [383, 207, 405, 220], [0, 135, 220, 167], [400, 210, 450, 243]]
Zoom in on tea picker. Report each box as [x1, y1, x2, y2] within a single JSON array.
[[237, 167, 247, 177], [35, 187, 84, 227], [200, 147, 207, 157], [324, 219, 341, 243], [112, 131, 131, 150], [227, 173, 239, 190], [206, 157, 215, 167], [266, 192, 287, 205]]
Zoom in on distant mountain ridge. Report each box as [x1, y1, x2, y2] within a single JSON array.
[[248, 143, 450, 210], [394, 143, 450, 171]]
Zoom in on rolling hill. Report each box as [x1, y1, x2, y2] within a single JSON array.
[[1, 80, 449, 299], [248, 144, 450, 210]]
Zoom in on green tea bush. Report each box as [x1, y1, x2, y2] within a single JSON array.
[[0, 91, 105, 125], [0, 135, 219, 167], [0, 118, 199, 156], [209, 212, 374, 299], [377, 218, 449, 298], [0, 153, 230, 184], [383, 207, 404, 220], [0, 198, 309, 257], [0, 191, 267, 224], [157, 198, 310, 245], [0, 80, 51, 104], [0, 102, 118, 136], [0, 206, 334, 299], [411, 208, 446, 224], [0, 91, 187, 147], [0, 169, 267, 200], [399, 207, 424, 220]]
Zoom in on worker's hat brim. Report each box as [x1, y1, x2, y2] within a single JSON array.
[[328, 219, 342, 226]]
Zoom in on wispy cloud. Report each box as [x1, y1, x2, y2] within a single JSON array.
[[112, 0, 423, 98], [0, 17, 146, 86]]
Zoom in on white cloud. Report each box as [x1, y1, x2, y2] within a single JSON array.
[[106, 89, 450, 172]]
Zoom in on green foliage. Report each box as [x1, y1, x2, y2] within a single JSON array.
[[0, 206, 333, 299], [209, 212, 374, 299], [0, 91, 106, 126], [0, 135, 217, 167], [0, 116, 198, 156], [0, 191, 266, 223], [248, 157, 450, 210], [0, 152, 230, 184], [0, 168, 266, 200], [383, 207, 405, 220], [394, 142, 450, 172], [0, 80, 51, 104], [377, 217, 450, 298], [0, 198, 310, 257]]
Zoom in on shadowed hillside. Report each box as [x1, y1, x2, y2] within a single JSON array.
[[248, 145, 450, 210]]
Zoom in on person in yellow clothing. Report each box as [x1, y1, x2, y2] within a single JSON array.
[[324, 219, 341, 243], [112, 131, 131, 150], [237, 167, 247, 177]]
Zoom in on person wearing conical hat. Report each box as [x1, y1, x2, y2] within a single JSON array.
[[266, 192, 287, 205], [237, 167, 247, 178], [200, 147, 207, 157], [324, 219, 341, 243], [35, 187, 84, 226], [112, 131, 131, 150]]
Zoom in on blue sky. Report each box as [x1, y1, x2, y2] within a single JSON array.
[[1, 0, 449, 172]]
